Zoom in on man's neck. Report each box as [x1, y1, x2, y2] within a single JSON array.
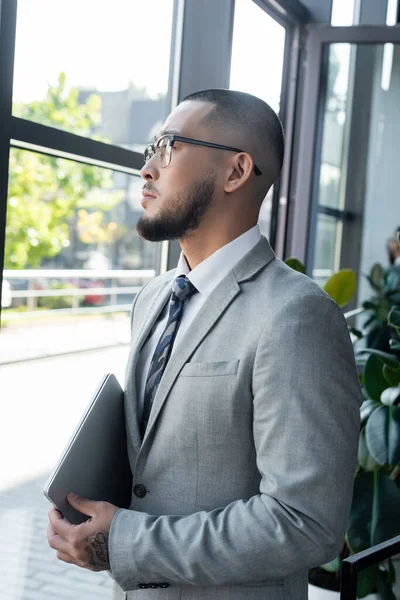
[[179, 224, 257, 270]]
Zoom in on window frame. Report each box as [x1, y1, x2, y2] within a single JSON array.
[[0, 0, 182, 318]]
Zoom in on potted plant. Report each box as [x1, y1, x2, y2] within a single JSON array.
[[284, 258, 356, 309], [309, 307, 400, 599], [285, 258, 400, 598], [356, 262, 400, 351]]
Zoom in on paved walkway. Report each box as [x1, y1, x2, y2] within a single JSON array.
[[0, 314, 130, 364], [0, 474, 113, 600], [0, 346, 130, 600]]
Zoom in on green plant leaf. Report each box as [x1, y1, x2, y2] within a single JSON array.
[[387, 558, 396, 585], [357, 349, 399, 367], [365, 405, 400, 466], [323, 269, 356, 307], [375, 564, 397, 600], [357, 565, 379, 597], [358, 427, 381, 471], [321, 556, 341, 573], [390, 339, 400, 352], [347, 470, 400, 555], [381, 387, 400, 407], [388, 307, 400, 335], [360, 399, 379, 426], [363, 354, 389, 401], [369, 263, 385, 290], [383, 364, 400, 387], [375, 577, 397, 600], [284, 258, 306, 274]]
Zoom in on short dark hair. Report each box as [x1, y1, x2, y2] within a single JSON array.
[[181, 88, 284, 187]]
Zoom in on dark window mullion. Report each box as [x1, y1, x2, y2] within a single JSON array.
[[11, 116, 144, 174], [317, 204, 356, 221], [251, 0, 310, 26], [0, 0, 18, 321], [269, 23, 294, 250]]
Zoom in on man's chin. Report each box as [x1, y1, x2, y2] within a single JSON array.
[[136, 217, 181, 242]]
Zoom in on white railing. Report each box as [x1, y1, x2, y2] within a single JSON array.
[[312, 269, 334, 278], [2, 269, 155, 320]]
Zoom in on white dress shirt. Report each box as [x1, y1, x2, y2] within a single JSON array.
[[135, 224, 262, 419]]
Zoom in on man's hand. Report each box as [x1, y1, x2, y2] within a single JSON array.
[[47, 492, 119, 571]]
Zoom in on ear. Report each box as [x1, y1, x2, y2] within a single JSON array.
[[224, 153, 253, 193]]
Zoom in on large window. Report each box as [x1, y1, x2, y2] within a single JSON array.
[[0, 2, 295, 597], [0, 2, 177, 598], [311, 42, 400, 311], [2, 150, 155, 328], [229, 0, 286, 239], [2, 0, 177, 332], [13, 0, 175, 152]]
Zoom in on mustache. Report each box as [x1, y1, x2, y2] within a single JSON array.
[[142, 183, 159, 195]]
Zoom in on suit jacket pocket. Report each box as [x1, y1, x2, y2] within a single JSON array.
[[180, 360, 239, 377]]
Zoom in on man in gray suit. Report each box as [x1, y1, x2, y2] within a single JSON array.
[[48, 90, 362, 599]]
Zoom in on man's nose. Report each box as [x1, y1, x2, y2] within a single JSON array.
[[140, 158, 159, 181]]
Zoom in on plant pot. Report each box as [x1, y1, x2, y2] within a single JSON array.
[[308, 584, 378, 599]]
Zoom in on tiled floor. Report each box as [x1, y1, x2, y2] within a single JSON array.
[[0, 345, 131, 599], [0, 474, 113, 600], [0, 314, 130, 365]]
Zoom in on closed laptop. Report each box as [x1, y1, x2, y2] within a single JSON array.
[[43, 374, 132, 524]]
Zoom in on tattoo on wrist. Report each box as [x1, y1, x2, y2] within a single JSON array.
[[84, 532, 110, 570]]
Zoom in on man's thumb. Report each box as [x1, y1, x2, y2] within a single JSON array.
[[67, 492, 96, 516]]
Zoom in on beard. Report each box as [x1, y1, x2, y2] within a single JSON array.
[[136, 171, 217, 242]]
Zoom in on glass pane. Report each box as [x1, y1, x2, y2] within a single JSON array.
[[12, 0, 174, 152], [2, 148, 156, 331], [318, 43, 352, 209], [258, 189, 273, 238], [331, 0, 356, 25], [311, 43, 400, 314], [313, 214, 341, 279], [357, 44, 400, 307], [0, 149, 157, 597], [230, 0, 285, 113], [230, 0, 286, 237], [0, 349, 130, 599]]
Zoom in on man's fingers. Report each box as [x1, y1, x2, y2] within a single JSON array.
[[47, 522, 56, 538], [48, 507, 63, 521], [49, 511, 74, 540], [56, 551, 74, 564], [48, 534, 70, 556], [67, 492, 101, 518]]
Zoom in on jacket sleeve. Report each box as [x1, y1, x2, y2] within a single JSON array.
[[109, 292, 362, 591]]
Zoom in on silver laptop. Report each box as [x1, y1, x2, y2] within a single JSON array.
[[44, 374, 132, 524]]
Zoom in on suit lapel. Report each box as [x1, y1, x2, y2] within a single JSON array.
[[140, 270, 241, 448], [124, 276, 174, 454], [139, 235, 276, 451]]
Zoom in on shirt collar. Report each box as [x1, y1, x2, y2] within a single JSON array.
[[174, 224, 262, 299]]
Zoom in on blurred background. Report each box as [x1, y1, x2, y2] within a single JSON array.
[[0, 0, 399, 598]]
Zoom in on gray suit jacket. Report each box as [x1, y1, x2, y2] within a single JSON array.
[[109, 236, 362, 599]]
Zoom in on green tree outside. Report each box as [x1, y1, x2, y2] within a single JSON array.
[[6, 72, 124, 269]]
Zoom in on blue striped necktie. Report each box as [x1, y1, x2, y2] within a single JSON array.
[[141, 275, 198, 435]]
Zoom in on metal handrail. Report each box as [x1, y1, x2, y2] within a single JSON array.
[[340, 536, 400, 599], [2, 269, 155, 318], [3, 269, 155, 278], [10, 286, 142, 298]]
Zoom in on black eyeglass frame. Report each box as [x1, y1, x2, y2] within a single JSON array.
[[144, 134, 262, 176]]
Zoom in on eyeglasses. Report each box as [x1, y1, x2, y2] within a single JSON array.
[[144, 134, 262, 176]]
